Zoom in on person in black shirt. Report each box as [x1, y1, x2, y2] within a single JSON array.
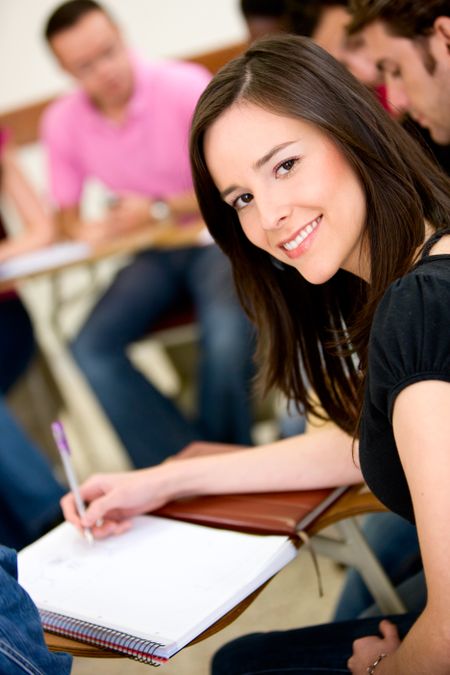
[[61, 36, 450, 674]]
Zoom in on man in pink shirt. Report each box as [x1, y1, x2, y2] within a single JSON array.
[[42, 0, 255, 467]]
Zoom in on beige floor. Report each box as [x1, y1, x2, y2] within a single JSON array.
[[71, 550, 345, 675]]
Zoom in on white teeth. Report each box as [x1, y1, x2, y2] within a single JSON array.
[[282, 216, 321, 251]]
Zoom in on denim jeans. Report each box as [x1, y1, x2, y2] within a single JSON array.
[[0, 295, 35, 393], [0, 546, 72, 674], [333, 512, 422, 620], [0, 399, 65, 550], [0, 297, 65, 550], [211, 612, 417, 674], [72, 245, 255, 468]]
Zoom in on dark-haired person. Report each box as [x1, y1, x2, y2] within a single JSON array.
[[61, 35, 450, 673], [257, 0, 422, 623], [286, 0, 381, 88], [240, 0, 288, 42], [41, 1, 255, 469], [349, 0, 450, 145]]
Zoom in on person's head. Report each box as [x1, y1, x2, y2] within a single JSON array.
[[44, 0, 133, 110], [240, 0, 288, 42], [348, 0, 450, 143], [286, 0, 379, 86], [190, 35, 450, 433]]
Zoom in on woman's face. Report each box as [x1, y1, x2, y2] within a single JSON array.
[[204, 102, 368, 284]]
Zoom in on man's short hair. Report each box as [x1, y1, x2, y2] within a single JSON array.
[[285, 0, 348, 38], [44, 0, 109, 42], [348, 0, 450, 37], [240, 0, 287, 19]]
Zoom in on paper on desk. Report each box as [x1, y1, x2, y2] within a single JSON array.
[[0, 242, 92, 280]]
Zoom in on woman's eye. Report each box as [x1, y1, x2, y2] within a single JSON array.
[[275, 158, 298, 177], [232, 193, 253, 210]]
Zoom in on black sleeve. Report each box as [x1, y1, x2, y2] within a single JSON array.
[[368, 268, 450, 422]]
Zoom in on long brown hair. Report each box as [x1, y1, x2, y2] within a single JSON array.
[[190, 35, 450, 435]]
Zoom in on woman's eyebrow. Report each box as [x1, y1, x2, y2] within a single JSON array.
[[253, 140, 297, 170]]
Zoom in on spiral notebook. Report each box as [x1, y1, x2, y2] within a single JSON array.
[[18, 516, 297, 665]]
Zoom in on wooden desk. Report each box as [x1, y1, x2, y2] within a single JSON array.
[[44, 484, 387, 658], [0, 218, 206, 290]]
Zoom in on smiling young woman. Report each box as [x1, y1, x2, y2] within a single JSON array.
[[190, 35, 449, 436], [62, 35, 450, 674], [189, 35, 450, 673]]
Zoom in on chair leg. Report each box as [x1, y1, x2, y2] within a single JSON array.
[[312, 517, 407, 615]]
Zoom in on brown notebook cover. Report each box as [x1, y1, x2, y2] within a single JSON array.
[[155, 443, 348, 538]]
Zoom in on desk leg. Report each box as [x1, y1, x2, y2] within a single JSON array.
[[312, 517, 406, 615]]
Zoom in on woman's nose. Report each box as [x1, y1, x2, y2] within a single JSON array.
[[257, 195, 291, 231]]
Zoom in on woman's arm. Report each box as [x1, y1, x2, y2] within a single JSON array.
[[350, 379, 450, 674], [61, 424, 363, 538], [0, 150, 56, 262]]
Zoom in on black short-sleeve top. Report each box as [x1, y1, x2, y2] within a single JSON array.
[[359, 252, 450, 523]]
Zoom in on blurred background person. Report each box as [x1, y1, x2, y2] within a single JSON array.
[[41, 0, 256, 469], [240, 0, 288, 42], [0, 128, 65, 550], [348, 0, 450, 166], [286, 0, 383, 91]]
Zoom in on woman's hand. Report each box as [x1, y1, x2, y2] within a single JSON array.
[[60, 465, 174, 539], [347, 620, 401, 673]]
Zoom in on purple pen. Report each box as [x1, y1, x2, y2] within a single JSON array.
[[51, 420, 94, 544]]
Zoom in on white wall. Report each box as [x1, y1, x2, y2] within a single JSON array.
[[0, 0, 247, 112]]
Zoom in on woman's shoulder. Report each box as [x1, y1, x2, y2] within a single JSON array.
[[367, 256, 450, 407], [382, 253, 450, 314], [371, 256, 450, 355]]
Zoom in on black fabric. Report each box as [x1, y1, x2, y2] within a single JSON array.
[[360, 253, 450, 523], [212, 612, 418, 674], [403, 116, 450, 176]]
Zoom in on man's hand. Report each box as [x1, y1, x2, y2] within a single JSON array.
[[347, 620, 400, 674], [108, 195, 154, 232], [69, 218, 113, 243]]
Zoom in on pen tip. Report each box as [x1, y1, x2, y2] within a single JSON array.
[[85, 530, 95, 545]]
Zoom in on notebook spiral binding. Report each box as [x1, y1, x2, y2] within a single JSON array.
[[40, 610, 166, 666]]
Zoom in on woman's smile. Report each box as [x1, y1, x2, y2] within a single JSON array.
[[278, 214, 322, 257]]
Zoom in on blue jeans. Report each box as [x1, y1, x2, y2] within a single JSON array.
[[0, 295, 35, 393], [211, 612, 417, 674], [334, 512, 422, 620], [72, 245, 255, 468], [0, 546, 72, 674], [0, 297, 65, 550], [0, 399, 65, 550]]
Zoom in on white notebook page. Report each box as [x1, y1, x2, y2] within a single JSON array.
[[18, 516, 296, 658]]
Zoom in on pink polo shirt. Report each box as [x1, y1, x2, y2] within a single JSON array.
[[41, 56, 211, 208]]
